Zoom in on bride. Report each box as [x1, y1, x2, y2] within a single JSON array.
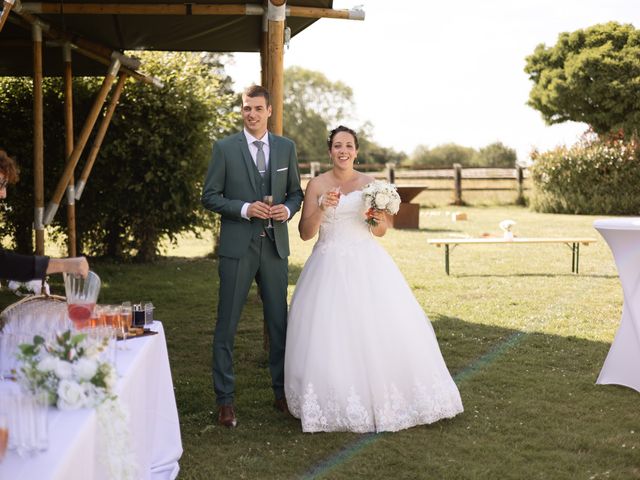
[[284, 126, 463, 433]]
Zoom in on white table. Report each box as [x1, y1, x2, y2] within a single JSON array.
[[0, 321, 182, 479], [594, 218, 640, 392]]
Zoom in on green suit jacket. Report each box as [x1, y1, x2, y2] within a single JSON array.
[[201, 131, 303, 259]]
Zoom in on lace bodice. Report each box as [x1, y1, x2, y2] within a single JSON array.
[[316, 190, 372, 248]]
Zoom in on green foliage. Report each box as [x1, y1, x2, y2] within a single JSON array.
[[530, 133, 640, 214], [525, 21, 640, 137], [408, 143, 477, 168], [0, 52, 238, 260], [283, 67, 400, 165], [476, 141, 517, 168]]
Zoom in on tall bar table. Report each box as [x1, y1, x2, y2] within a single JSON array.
[[594, 218, 640, 392]]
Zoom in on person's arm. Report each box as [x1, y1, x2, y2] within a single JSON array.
[[46, 257, 89, 277], [298, 179, 340, 241], [0, 248, 49, 282], [366, 209, 389, 237], [201, 142, 250, 219]]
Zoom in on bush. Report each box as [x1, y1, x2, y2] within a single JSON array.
[[530, 133, 640, 214], [0, 52, 237, 261]]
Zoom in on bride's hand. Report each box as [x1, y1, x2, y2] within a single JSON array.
[[318, 191, 340, 211], [366, 208, 386, 225]]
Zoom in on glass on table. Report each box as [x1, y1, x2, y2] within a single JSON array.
[[0, 412, 7, 462]]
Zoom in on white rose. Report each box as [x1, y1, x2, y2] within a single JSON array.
[[53, 358, 73, 380], [37, 355, 58, 372], [74, 357, 98, 381], [57, 379, 88, 410], [374, 192, 390, 209], [103, 366, 117, 391], [388, 197, 401, 214]]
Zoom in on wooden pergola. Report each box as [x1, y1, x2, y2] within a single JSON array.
[[0, 0, 365, 255]]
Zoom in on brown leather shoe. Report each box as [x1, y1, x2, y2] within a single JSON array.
[[274, 398, 290, 415], [218, 405, 237, 428]]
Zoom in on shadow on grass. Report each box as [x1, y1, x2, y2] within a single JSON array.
[[168, 305, 638, 480], [450, 272, 619, 279]]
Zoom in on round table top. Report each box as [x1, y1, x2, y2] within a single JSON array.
[[594, 218, 640, 230]]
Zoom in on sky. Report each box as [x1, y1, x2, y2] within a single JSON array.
[[225, 0, 640, 163]]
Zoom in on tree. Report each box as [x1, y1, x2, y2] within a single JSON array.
[[0, 52, 238, 261], [408, 143, 476, 168], [525, 21, 640, 137], [474, 142, 517, 167], [283, 66, 356, 163]]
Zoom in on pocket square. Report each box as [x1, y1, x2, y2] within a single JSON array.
[[276, 167, 288, 172]]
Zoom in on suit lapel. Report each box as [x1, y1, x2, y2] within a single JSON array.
[[268, 133, 279, 195], [237, 133, 257, 193]]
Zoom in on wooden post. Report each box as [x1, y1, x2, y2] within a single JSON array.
[[63, 44, 77, 256], [266, 0, 285, 135], [0, 0, 15, 33], [75, 73, 128, 200], [32, 22, 45, 255], [44, 59, 120, 225], [453, 163, 463, 206], [260, 1, 269, 89], [386, 162, 395, 184], [515, 164, 525, 206]]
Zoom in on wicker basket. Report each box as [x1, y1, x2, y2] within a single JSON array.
[[0, 293, 66, 331]]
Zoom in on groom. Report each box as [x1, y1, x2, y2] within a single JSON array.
[[201, 85, 303, 428]]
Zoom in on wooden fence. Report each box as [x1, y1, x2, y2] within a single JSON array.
[[301, 162, 529, 205]]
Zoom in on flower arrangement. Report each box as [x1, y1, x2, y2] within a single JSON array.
[[499, 219, 516, 240], [362, 180, 401, 226], [17, 330, 116, 410]]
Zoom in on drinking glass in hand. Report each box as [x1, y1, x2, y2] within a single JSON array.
[[263, 195, 274, 228], [329, 186, 342, 219]]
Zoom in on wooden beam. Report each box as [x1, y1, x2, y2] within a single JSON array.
[[44, 59, 120, 225], [32, 21, 45, 254], [8, 8, 162, 87], [19, 2, 365, 20], [63, 43, 77, 256], [0, 0, 15, 32], [75, 73, 128, 201], [266, 0, 285, 135]]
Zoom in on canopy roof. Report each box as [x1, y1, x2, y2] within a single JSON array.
[[0, 0, 332, 76]]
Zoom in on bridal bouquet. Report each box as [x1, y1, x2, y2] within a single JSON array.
[[362, 180, 401, 226], [17, 330, 116, 410]]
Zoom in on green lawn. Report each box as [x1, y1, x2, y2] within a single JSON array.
[[2, 205, 638, 479]]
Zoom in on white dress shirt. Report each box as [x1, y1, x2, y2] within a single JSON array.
[[240, 129, 290, 221]]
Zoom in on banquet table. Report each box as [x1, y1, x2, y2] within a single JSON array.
[[594, 218, 640, 392], [0, 321, 182, 479]]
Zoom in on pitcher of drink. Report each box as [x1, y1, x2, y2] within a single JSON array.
[[63, 271, 101, 329]]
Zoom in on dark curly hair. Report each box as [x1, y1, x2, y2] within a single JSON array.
[[327, 125, 359, 150], [0, 149, 20, 184]]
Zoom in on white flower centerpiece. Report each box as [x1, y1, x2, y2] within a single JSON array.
[[17, 330, 138, 478], [362, 180, 401, 226], [17, 330, 115, 410]]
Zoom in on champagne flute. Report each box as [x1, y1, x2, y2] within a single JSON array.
[[0, 413, 8, 462], [263, 195, 274, 228], [329, 186, 342, 219]]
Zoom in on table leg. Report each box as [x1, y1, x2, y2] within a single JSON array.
[[445, 244, 450, 275]]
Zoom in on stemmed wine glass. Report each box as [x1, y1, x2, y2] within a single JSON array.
[[263, 195, 274, 228], [329, 186, 341, 219]]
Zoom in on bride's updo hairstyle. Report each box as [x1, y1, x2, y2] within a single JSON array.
[[327, 125, 359, 149]]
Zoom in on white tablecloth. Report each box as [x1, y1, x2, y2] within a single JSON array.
[[594, 218, 640, 392], [0, 321, 183, 479]]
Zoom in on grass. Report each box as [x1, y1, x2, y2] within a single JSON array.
[[1, 204, 638, 479]]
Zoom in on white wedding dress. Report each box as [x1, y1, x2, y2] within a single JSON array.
[[285, 190, 463, 433]]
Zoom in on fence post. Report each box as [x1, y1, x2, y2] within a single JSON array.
[[385, 162, 395, 184], [515, 165, 525, 205], [453, 163, 464, 205], [310, 161, 321, 177]]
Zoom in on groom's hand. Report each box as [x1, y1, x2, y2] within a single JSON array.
[[270, 204, 289, 222], [247, 201, 271, 219]]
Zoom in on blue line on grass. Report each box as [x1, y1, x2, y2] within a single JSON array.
[[300, 330, 527, 480]]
